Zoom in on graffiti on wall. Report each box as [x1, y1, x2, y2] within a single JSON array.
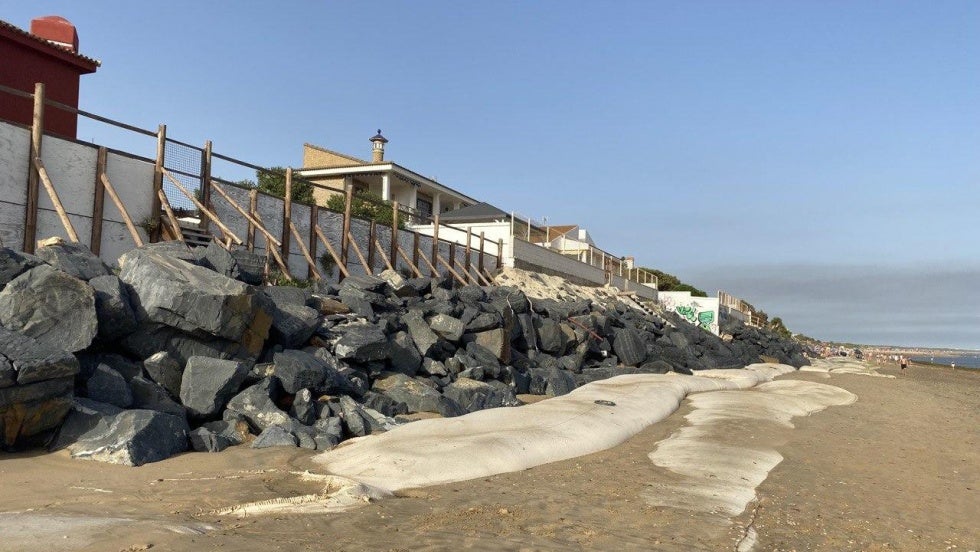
[[659, 294, 720, 335]]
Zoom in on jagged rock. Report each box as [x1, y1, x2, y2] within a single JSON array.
[[336, 395, 398, 437], [48, 398, 121, 451], [333, 324, 390, 362], [33, 241, 111, 281], [668, 331, 690, 350], [267, 302, 319, 349], [613, 328, 647, 367], [228, 248, 265, 285], [67, 409, 189, 466], [251, 425, 298, 448], [513, 313, 537, 352], [289, 388, 317, 425], [428, 314, 464, 342], [118, 248, 272, 354], [404, 311, 440, 356], [443, 377, 520, 413], [528, 367, 577, 397], [638, 360, 672, 374], [388, 331, 422, 376], [0, 326, 79, 386], [312, 348, 365, 397], [225, 378, 291, 432], [313, 416, 343, 449], [420, 357, 448, 377], [88, 275, 139, 341], [467, 328, 509, 363], [0, 265, 98, 353], [361, 390, 409, 417], [85, 364, 133, 408], [0, 376, 75, 448], [189, 426, 235, 452], [195, 242, 241, 280], [465, 312, 502, 333], [206, 418, 250, 445], [535, 318, 565, 355], [129, 376, 186, 417], [121, 324, 253, 365], [143, 351, 183, 399], [272, 349, 328, 394], [179, 356, 249, 419], [0, 248, 44, 290], [372, 372, 463, 417], [263, 286, 311, 308], [341, 275, 387, 293], [309, 296, 351, 315], [338, 288, 375, 318]]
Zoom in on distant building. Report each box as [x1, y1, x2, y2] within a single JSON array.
[[0, 16, 100, 138], [298, 130, 476, 218]]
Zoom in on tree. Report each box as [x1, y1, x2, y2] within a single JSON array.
[[768, 317, 792, 339], [640, 268, 708, 297], [256, 166, 314, 204], [325, 189, 405, 229]]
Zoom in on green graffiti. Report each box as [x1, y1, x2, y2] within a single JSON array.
[[676, 305, 697, 324], [697, 310, 715, 331]]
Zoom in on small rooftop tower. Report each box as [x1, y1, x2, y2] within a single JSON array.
[[370, 129, 388, 163], [30, 15, 79, 52]]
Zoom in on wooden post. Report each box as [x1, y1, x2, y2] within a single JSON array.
[[341, 184, 353, 267], [497, 238, 503, 269], [162, 168, 241, 245], [412, 232, 420, 271], [101, 172, 144, 247], [282, 167, 292, 261], [397, 246, 423, 277], [374, 237, 394, 272], [23, 82, 44, 253], [90, 146, 107, 255], [448, 242, 456, 276], [367, 220, 376, 272], [309, 205, 319, 280], [314, 225, 349, 279], [464, 228, 472, 284], [247, 189, 257, 251], [158, 189, 185, 244], [209, 182, 280, 248], [347, 231, 372, 275], [34, 159, 79, 243], [431, 214, 440, 277], [390, 201, 399, 268], [150, 124, 166, 242], [289, 221, 321, 280], [200, 140, 212, 231], [478, 231, 486, 273]]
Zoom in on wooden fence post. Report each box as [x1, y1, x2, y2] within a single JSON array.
[[23, 82, 44, 253], [282, 167, 292, 261], [150, 124, 166, 243], [90, 146, 107, 255], [464, 228, 472, 284], [448, 242, 456, 276], [478, 232, 486, 273], [247, 188, 257, 252], [497, 238, 503, 269], [412, 232, 420, 270], [367, 220, 376, 273], [431, 214, 440, 277], [200, 140, 212, 232], [309, 204, 319, 280], [390, 201, 399, 269], [341, 184, 353, 269]]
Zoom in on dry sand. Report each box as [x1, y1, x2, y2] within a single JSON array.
[[0, 359, 977, 551]]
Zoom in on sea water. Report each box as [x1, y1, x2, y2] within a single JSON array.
[[910, 353, 980, 369]]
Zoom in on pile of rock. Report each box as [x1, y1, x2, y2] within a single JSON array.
[[0, 240, 806, 466]]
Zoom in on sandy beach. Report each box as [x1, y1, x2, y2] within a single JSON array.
[[1, 359, 977, 551]]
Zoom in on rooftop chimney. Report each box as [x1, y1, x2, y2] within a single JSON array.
[[30, 15, 79, 52], [370, 129, 388, 163]]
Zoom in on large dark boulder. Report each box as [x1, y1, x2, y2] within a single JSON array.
[[0, 265, 98, 353], [143, 351, 184, 399], [130, 376, 186, 418], [333, 323, 390, 362], [85, 364, 133, 408], [195, 242, 241, 280], [528, 367, 577, 397], [0, 248, 44, 291], [428, 314, 464, 342], [404, 311, 440, 357], [0, 326, 79, 386], [118, 248, 272, 355], [179, 356, 249, 418], [372, 372, 463, 417], [88, 275, 139, 341], [271, 349, 328, 394], [120, 323, 254, 365], [225, 378, 291, 432], [443, 377, 520, 413], [535, 318, 565, 355], [388, 331, 422, 376], [66, 409, 189, 466], [34, 241, 111, 281], [0, 376, 74, 449], [613, 328, 647, 367]]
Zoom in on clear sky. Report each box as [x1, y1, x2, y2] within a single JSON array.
[[3, 1, 978, 349]]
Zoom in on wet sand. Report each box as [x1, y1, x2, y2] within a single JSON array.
[[0, 361, 977, 551]]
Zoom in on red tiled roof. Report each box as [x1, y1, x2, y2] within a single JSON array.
[[0, 19, 100, 71]]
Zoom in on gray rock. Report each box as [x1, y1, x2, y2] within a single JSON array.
[[268, 302, 319, 348], [372, 372, 463, 417], [188, 426, 235, 452], [204, 418, 250, 446], [289, 388, 317, 425], [428, 314, 464, 342], [225, 378, 291, 432], [0, 248, 44, 291], [251, 425, 298, 448], [313, 416, 343, 449], [336, 395, 398, 437], [67, 409, 189, 466], [613, 328, 647, 367], [404, 311, 440, 356], [467, 328, 509, 363], [668, 330, 690, 350], [85, 364, 133, 408], [195, 242, 241, 280], [0, 265, 98, 353], [179, 356, 249, 418], [333, 323, 390, 362], [638, 360, 672, 374], [118, 249, 272, 355], [48, 397, 122, 451], [419, 357, 448, 377], [388, 331, 422, 376], [263, 285, 312, 308], [88, 275, 139, 341], [443, 377, 520, 413], [341, 275, 387, 293], [1, 376, 74, 448], [272, 349, 328, 394], [465, 312, 502, 333], [0, 325, 79, 386], [535, 318, 565, 355], [228, 248, 265, 285], [143, 351, 183, 399], [34, 241, 111, 281], [121, 324, 253, 366], [361, 390, 409, 417], [337, 288, 375, 318], [130, 376, 186, 417], [529, 367, 577, 397]]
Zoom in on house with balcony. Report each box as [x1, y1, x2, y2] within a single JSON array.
[[297, 130, 476, 220]]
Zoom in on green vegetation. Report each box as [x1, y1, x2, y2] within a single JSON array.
[[234, 166, 314, 204], [768, 316, 792, 339], [639, 268, 707, 297], [326, 190, 406, 229]]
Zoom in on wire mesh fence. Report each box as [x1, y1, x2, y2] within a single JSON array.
[[162, 139, 203, 213]]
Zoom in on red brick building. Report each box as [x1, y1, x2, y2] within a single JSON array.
[[0, 16, 99, 138]]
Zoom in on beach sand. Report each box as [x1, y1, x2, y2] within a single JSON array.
[[0, 360, 976, 551]]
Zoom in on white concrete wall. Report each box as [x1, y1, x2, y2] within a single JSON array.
[[658, 291, 720, 335]]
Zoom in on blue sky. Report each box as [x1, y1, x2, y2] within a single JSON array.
[[3, 2, 978, 349]]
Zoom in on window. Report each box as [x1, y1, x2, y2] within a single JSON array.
[[416, 195, 433, 218]]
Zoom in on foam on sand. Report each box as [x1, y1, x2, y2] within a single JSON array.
[[801, 356, 894, 378], [315, 364, 796, 493]]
